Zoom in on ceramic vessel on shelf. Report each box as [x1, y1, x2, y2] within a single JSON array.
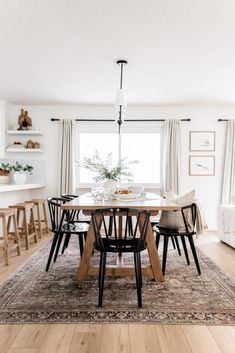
[[103, 179, 118, 193], [13, 171, 27, 184], [0, 175, 10, 184]]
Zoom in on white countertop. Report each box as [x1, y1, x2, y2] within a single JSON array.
[[0, 183, 45, 193]]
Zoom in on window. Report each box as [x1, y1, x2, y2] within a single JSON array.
[[75, 122, 163, 188]]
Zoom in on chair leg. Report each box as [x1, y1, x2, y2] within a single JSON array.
[[174, 236, 181, 256], [137, 252, 142, 288], [78, 233, 84, 257], [188, 235, 201, 275], [162, 236, 169, 276], [98, 252, 106, 307], [181, 235, 190, 265], [61, 234, 71, 254], [134, 252, 142, 308], [46, 233, 60, 271], [171, 235, 176, 249], [155, 233, 160, 249], [53, 233, 64, 262]]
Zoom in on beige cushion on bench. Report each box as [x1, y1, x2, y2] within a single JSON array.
[[158, 190, 196, 229]]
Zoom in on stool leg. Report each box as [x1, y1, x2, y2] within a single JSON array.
[[12, 213, 21, 256], [23, 209, 30, 250], [2, 216, 9, 265], [43, 202, 49, 233], [36, 204, 43, 239], [30, 208, 38, 244]]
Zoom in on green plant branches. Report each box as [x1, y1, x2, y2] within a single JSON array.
[[80, 151, 138, 183]]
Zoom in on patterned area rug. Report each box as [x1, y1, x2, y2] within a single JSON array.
[[0, 237, 234, 324]]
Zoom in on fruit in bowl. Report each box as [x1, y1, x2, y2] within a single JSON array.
[[114, 189, 132, 195]]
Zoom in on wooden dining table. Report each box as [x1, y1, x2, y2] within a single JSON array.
[[61, 192, 181, 282]]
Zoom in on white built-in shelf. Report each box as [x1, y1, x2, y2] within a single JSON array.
[[6, 130, 43, 135], [0, 183, 45, 193], [6, 148, 43, 153]]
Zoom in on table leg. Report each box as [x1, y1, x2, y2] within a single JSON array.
[[76, 219, 96, 281], [140, 214, 164, 282]]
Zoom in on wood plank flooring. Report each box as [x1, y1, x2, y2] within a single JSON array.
[[0, 231, 234, 353]]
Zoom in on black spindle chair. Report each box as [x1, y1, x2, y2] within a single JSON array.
[[60, 193, 90, 254], [91, 208, 150, 308], [61, 193, 91, 224], [46, 197, 88, 271], [154, 203, 201, 275]]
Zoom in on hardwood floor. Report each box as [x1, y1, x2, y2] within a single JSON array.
[[0, 231, 234, 353]]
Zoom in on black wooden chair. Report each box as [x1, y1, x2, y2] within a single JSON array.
[[61, 193, 91, 224], [151, 217, 182, 256], [91, 208, 150, 308], [46, 197, 88, 271], [154, 203, 201, 276]]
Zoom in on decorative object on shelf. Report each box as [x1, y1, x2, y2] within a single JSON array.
[[18, 109, 33, 130], [189, 131, 215, 151], [11, 141, 24, 148], [33, 141, 40, 149], [189, 156, 215, 176], [0, 163, 13, 184], [26, 140, 34, 149], [12, 162, 34, 184], [80, 150, 137, 190]]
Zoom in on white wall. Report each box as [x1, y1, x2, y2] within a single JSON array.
[[5, 103, 232, 229], [0, 101, 7, 158]]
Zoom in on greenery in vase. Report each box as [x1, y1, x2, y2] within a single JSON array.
[[0, 162, 13, 172], [12, 161, 34, 174], [80, 151, 138, 182]]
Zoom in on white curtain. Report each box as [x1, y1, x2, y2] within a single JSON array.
[[58, 119, 76, 195], [221, 120, 235, 204], [163, 119, 181, 194]]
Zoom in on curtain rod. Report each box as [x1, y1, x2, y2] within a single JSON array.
[[218, 119, 228, 121], [51, 118, 191, 122]]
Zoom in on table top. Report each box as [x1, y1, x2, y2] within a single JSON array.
[[61, 192, 181, 211]]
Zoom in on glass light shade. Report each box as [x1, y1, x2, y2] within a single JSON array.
[[115, 89, 127, 110]]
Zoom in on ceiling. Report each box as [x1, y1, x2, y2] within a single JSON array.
[[1, 0, 235, 105]]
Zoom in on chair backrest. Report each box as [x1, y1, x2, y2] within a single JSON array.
[[47, 197, 68, 231], [181, 203, 197, 234], [91, 208, 150, 252], [60, 194, 79, 222], [61, 194, 78, 200]]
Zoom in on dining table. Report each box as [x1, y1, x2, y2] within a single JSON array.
[[61, 192, 181, 282]]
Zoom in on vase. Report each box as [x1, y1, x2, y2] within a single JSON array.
[[0, 175, 10, 184], [103, 179, 118, 193], [13, 171, 27, 184]]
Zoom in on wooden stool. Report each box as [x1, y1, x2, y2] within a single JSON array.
[[26, 199, 49, 239], [0, 208, 21, 265], [9, 203, 37, 250]]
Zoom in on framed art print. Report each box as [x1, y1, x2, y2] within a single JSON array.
[[189, 156, 215, 176], [189, 131, 215, 151]]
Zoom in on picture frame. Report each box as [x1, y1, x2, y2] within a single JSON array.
[[189, 131, 215, 151], [189, 156, 215, 176]]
